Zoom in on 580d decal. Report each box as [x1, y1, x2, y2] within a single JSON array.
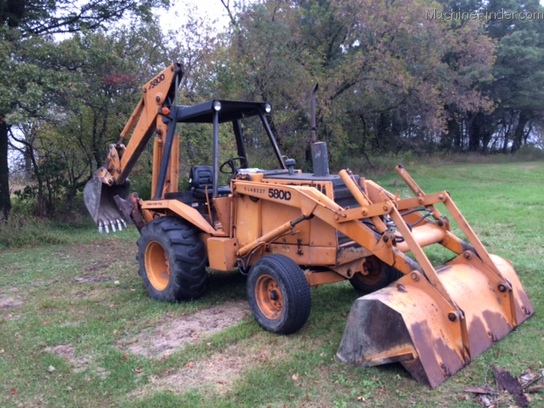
[[149, 73, 165, 90], [268, 188, 291, 201]]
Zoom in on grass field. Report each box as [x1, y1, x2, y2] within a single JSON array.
[[0, 161, 543, 407]]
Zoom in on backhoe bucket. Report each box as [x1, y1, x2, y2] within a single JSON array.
[[83, 177, 129, 233], [337, 254, 534, 388]]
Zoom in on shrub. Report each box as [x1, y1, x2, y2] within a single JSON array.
[[0, 213, 70, 249]]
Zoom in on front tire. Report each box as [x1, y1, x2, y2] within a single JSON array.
[[349, 255, 403, 294], [247, 255, 311, 334], [137, 217, 207, 301]]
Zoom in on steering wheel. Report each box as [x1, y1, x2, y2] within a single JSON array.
[[219, 156, 246, 175]]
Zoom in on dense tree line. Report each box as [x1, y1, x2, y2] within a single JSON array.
[[0, 0, 543, 219]]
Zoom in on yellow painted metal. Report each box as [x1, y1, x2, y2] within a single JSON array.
[[140, 199, 217, 234], [144, 241, 170, 291], [255, 274, 283, 320], [337, 253, 534, 388], [335, 167, 534, 388], [83, 62, 534, 390], [84, 64, 183, 230], [207, 237, 238, 271], [213, 196, 232, 234], [305, 271, 347, 286], [119, 64, 180, 183], [395, 223, 446, 252], [230, 169, 533, 388]]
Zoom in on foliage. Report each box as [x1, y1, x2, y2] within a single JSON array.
[[0, 212, 70, 248], [213, 0, 496, 168], [0, 0, 170, 36], [1, 0, 544, 221], [5, 23, 171, 215], [439, 0, 544, 152], [0, 0, 170, 220]]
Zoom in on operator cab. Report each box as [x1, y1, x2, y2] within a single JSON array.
[[162, 100, 288, 217], [174, 100, 286, 197]]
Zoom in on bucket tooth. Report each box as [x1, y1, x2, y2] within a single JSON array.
[[83, 177, 130, 232]]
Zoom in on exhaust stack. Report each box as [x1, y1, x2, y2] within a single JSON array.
[[309, 84, 329, 177]]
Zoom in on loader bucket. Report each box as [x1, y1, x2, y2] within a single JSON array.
[[83, 177, 129, 233], [337, 253, 534, 388]]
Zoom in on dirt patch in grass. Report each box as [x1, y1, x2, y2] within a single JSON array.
[[42, 343, 108, 378], [123, 301, 250, 359], [126, 301, 254, 400], [66, 237, 138, 292], [132, 337, 294, 400], [71, 275, 111, 284], [0, 287, 24, 320], [136, 344, 248, 398], [517, 162, 542, 169], [0, 294, 23, 309]]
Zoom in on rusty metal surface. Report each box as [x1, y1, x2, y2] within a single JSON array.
[[489, 254, 535, 323], [337, 272, 466, 388], [337, 255, 534, 388]]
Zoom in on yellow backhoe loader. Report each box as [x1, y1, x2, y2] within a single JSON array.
[[84, 63, 534, 388]]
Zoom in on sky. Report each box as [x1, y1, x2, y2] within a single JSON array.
[[157, 0, 231, 32]]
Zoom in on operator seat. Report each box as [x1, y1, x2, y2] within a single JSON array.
[[190, 165, 231, 199]]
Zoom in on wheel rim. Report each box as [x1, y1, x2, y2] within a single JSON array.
[[360, 256, 383, 285], [255, 274, 283, 320], [145, 241, 170, 291]]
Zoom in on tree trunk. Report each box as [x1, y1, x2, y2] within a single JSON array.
[[511, 111, 529, 153], [468, 112, 492, 153], [444, 117, 460, 150], [0, 117, 11, 220], [468, 114, 481, 152]]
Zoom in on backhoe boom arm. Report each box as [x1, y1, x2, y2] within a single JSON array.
[[103, 63, 183, 185]]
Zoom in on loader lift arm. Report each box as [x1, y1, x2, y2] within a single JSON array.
[[231, 166, 533, 388]]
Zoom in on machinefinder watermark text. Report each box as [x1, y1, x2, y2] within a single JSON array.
[[426, 8, 544, 21]]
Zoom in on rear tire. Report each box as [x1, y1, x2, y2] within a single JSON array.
[[137, 217, 207, 301], [247, 255, 311, 335], [349, 256, 403, 295]]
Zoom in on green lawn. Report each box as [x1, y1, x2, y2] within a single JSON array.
[[1, 161, 543, 407]]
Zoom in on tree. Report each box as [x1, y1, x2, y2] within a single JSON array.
[[7, 22, 172, 216], [213, 0, 495, 167], [0, 0, 169, 220], [486, 0, 544, 152], [438, 0, 544, 152]]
